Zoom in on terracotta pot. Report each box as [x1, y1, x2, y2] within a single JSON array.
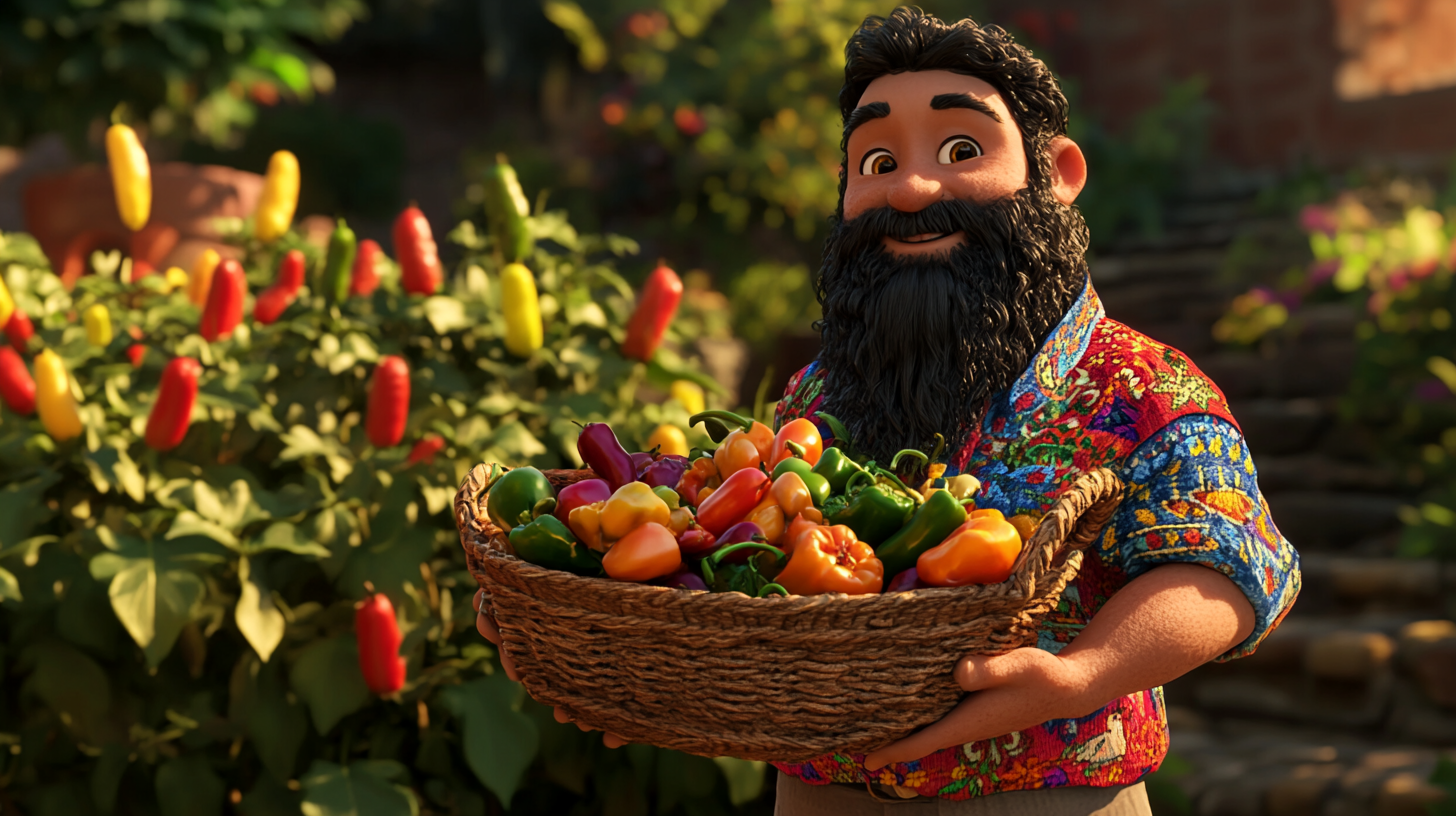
[[23, 163, 265, 287]]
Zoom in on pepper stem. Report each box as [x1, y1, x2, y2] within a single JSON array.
[[889, 448, 929, 471], [784, 440, 807, 458], [756, 583, 788, 598], [707, 541, 788, 568]]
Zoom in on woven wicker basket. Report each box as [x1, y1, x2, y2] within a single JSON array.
[[455, 464, 1123, 762]]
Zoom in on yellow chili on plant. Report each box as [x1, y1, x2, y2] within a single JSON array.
[[670, 380, 705, 415], [253, 150, 300, 243], [105, 124, 151, 231], [0, 275, 13, 329], [187, 248, 220, 307], [83, 304, 112, 347], [500, 262, 542, 357], [34, 349, 83, 441], [646, 423, 689, 457]]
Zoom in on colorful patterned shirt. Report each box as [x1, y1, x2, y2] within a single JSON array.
[[771, 278, 1301, 800]]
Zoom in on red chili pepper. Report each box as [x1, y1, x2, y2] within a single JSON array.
[[351, 238, 382, 297], [5, 311, 34, 352], [366, 356, 410, 447], [252, 286, 291, 326], [127, 345, 146, 368], [621, 264, 683, 362], [0, 347, 36, 415], [199, 259, 246, 341], [276, 248, 305, 296], [392, 206, 443, 296], [407, 434, 445, 464], [355, 591, 406, 695], [694, 467, 770, 536], [145, 357, 201, 451]]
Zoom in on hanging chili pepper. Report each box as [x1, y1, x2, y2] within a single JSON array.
[[254, 249, 306, 325], [500, 262, 542, 357], [34, 349, 83, 441], [351, 238, 383, 297], [199, 259, 246, 342], [407, 435, 446, 465], [83, 304, 113, 347], [0, 275, 13, 330], [253, 150, 300, 243], [276, 248, 305, 296], [483, 154, 534, 263], [392, 206, 443, 296], [105, 123, 151, 231], [127, 344, 146, 368], [6, 311, 33, 352], [0, 347, 36, 415], [187, 248, 220, 307], [322, 219, 357, 304], [621, 264, 682, 362], [145, 357, 200, 451], [366, 356, 410, 448], [355, 590, 406, 695]]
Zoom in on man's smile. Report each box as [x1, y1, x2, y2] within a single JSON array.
[[883, 231, 966, 253]]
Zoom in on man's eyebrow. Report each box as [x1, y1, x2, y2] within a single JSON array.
[[929, 92, 1002, 123], [842, 101, 891, 144]]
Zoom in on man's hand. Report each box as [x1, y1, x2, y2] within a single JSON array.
[[863, 563, 1257, 771], [474, 589, 627, 748]]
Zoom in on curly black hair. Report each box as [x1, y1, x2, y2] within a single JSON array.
[[835, 6, 1070, 216]]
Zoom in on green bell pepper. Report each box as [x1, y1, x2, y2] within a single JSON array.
[[824, 474, 916, 547], [801, 472, 830, 507], [772, 457, 814, 481], [487, 466, 554, 530], [874, 489, 969, 579], [510, 515, 602, 575], [812, 447, 865, 495]]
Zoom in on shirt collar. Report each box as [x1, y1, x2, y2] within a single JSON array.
[[1004, 274, 1103, 408]]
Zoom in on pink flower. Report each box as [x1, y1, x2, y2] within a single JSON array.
[[1308, 258, 1340, 286], [1300, 204, 1339, 236]]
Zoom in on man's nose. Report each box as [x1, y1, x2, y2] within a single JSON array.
[[885, 171, 944, 214]]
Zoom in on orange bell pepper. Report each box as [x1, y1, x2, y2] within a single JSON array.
[[768, 417, 824, 469], [676, 456, 720, 507], [713, 433, 762, 478], [602, 522, 682, 581], [782, 513, 821, 555], [775, 522, 883, 595], [600, 482, 672, 540], [745, 499, 786, 545], [917, 511, 1023, 587], [1009, 513, 1038, 543]]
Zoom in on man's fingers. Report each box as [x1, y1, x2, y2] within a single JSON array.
[[499, 646, 520, 682], [553, 707, 575, 725], [476, 611, 501, 644], [603, 732, 629, 749], [473, 588, 486, 613]]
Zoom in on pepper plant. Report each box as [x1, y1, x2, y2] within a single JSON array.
[[0, 195, 764, 815]]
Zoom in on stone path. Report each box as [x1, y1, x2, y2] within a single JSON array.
[[1091, 176, 1456, 815]]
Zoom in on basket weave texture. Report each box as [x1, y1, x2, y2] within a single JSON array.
[[455, 465, 1124, 762]]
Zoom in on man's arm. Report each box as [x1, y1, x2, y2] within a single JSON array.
[[863, 562, 1253, 770]]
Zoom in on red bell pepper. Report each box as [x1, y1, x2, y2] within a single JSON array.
[[355, 591, 406, 695], [199, 259, 246, 341], [366, 356, 410, 447], [0, 347, 36, 415], [392, 206, 443, 296], [621, 264, 683, 362], [144, 357, 201, 451], [694, 467, 770, 536], [553, 478, 613, 524], [351, 238, 383, 296]]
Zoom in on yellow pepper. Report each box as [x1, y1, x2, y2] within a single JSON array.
[[83, 304, 112, 347], [163, 266, 189, 293], [671, 380, 705, 415], [646, 423, 689, 457], [187, 248, 220, 307], [770, 471, 815, 519], [500, 262, 543, 357], [0, 274, 14, 329], [600, 482, 671, 540], [254, 150, 300, 243], [105, 124, 151, 231], [945, 474, 981, 501], [567, 501, 606, 551], [34, 349, 83, 441]]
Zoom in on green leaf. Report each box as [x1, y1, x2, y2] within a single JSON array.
[[167, 510, 241, 548], [299, 760, 420, 816], [19, 641, 111, 742], [712, 757, 767, 805], [439, 674, 540, 808], [647, 349, 726, 395], [232, 654, 307, 783], [289, 636, 371, 734], [0, 566, 21, 603], [92, 542, 207, 667], [92, 743, 130, 814], [236, 557, 285, 662], [246, 521, 331, 558], [156, 755, 225, 816], [422, 296, 471, 334], [0, 471, 60, 549]]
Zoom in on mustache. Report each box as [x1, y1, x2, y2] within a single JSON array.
[[825, 197, 1027, 259]]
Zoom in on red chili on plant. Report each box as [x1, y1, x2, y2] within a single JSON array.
[[366, 355, 410, 448], [392, 206, 443, 296], [351, 238, 383, 297], [407, 434, 445, 465], [144, 357, 201, 451], [0, 347, 37, 415], [199, 259, 246, 341], [5, 311, 34, 351], [355, 589, 406, 695], [621, 264, 683, 362]]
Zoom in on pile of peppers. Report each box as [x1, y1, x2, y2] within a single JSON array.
[[493, 411, 1038, 597]]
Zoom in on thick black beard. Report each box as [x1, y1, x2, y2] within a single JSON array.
[[814, 190, 1090, 471]]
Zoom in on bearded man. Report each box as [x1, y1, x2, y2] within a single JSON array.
[[479, 7, 1300, 816]]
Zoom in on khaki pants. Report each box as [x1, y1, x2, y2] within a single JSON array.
[[774, 774, 1153, 816]]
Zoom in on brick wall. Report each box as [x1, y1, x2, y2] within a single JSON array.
[[986, 0, 1456, 170]]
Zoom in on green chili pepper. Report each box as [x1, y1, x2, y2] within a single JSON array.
[[487, 467, 554, 532], [824, 481, 915, 547], [322, 218, 357, 304], [874, 489, 969, 579], [509, 515, 602, 575], [812, 447, 865, 495]]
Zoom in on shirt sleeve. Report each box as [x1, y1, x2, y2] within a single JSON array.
[[1103, 414, 1301, 661]]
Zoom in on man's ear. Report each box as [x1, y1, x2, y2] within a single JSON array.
[[1046, 136, 1087, 206]]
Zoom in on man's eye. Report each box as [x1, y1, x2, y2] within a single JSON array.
[[937, 137, 982, 165], [859, 149, 897, 176]]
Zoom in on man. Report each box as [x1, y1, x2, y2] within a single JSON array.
[[481, 8, 1300, 815]]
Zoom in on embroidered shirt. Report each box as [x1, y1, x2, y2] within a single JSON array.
[[771, 278, 1301, 799]]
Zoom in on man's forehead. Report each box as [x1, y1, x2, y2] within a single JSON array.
[[854, 70, 1007, 112]]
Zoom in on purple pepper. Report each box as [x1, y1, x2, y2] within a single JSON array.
[[652, 568, 708, 592], [577, 423, 636, 491], [630, 451, 656, 476], [639, 456, 688, 490], [553, 478, 613, 524], [715, 521, 765, 564], [887, 568, 929, 592]]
